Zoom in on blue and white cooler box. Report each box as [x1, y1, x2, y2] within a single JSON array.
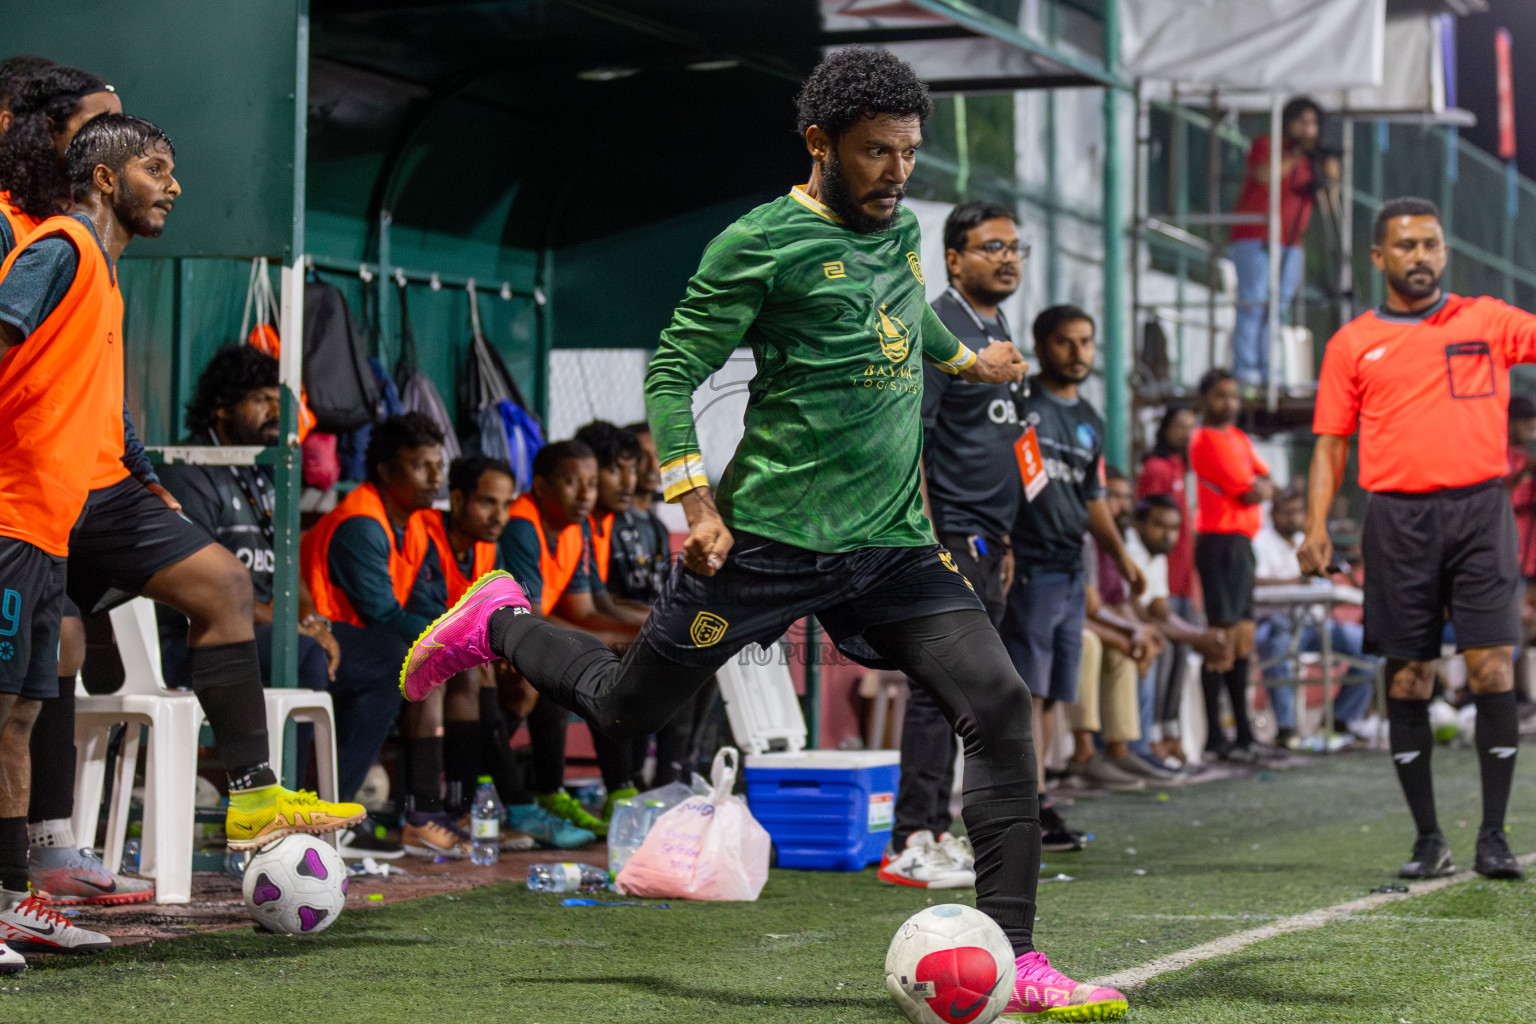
[[744, 750, 900, 871]]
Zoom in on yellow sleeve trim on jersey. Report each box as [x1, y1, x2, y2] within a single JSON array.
[[789, 187, 843, 224], [660, 454, 709, 502], [927, 339, 978, 375]]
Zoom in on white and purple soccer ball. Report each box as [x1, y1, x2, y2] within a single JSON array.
[[241, 835, 349, 935]]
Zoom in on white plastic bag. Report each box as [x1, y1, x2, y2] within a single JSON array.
[[615, 748, 770, 901]]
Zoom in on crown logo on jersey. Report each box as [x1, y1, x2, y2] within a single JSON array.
[[875, 304, 910, 362]]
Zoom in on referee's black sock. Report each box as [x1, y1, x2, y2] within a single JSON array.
[[189, 641, 276, 787], [1225, 658, 1255, 748], [1200, 668, 1226, 750], [1473, 690, 1519, 833], [1388, 697, 1440, 838]]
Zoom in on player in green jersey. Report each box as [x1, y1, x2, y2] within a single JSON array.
[[401, 47, 1128, 1021]]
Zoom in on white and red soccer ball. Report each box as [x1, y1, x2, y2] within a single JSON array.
[[886, 904, 1014, 1024], [241, 834, 349, 935]]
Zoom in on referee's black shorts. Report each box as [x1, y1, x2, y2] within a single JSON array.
[[1195, 532, 1256, 627], [67, 476, 214, 615], [1363, 478, 1520, 661]]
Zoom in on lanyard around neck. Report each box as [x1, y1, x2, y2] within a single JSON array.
[[946, 286, 1010, 342]]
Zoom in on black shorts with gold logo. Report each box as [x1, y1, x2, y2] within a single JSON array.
[[640, 528, 984, 669]]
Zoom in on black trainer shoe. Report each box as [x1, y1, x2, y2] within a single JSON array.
[[1039, 804, 1085, 852], [338, 818, 405, 860], [1399, 833, 1457, 879], [1474, 828, 1523, 880]]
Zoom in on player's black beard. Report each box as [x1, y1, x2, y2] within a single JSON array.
[[114, 187, 164, 239], [820, 149, 903, 235], [1387, 265, 1441, 301]]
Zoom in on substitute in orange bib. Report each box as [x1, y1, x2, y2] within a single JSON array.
[[498, 441, 644, 839], [301, 412, 455, 856], [1300, 197, 1534, 883]]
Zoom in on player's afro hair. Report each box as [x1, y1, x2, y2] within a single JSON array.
[[0, 62, 113, 219], [795, 46, 933, 141]]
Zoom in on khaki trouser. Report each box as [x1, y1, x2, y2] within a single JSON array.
[[1068, 630, 1142, 743]]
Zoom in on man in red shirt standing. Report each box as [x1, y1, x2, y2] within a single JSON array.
[[1228, 97, 1339, 387], [1190, 370, 1271, 762], [1136, 404, 1197, 763], [1300, 197, 1532, 882]]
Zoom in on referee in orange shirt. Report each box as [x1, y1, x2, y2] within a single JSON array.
[[1300, 197, 1533, 881]]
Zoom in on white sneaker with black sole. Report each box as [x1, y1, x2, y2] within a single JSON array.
[[878, 829, 975, 889], [0, 893, 112, 953]]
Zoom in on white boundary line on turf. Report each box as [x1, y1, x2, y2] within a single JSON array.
[[1093, 852, 1536, 992]]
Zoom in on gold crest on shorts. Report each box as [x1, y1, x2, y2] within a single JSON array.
[[938, 550, 959, 573], [690, 611, 729, 647]]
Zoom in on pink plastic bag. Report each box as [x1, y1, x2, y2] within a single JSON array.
[[301, 431, 340, 490], [616, 748, 770, 901]]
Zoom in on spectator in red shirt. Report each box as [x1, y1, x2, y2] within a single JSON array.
[[1136, 404, 1197, 763], [1301, 197, 1535, 881], [1190, 369, 1272, 762], [1228, 97, 1339, 387]]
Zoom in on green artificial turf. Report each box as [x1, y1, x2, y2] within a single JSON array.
[[10, 749, 1535, 1023]]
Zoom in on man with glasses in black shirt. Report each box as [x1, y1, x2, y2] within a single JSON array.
[[882, 200, 1027, 887]]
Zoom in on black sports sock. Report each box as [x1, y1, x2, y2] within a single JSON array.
[[1226, 658, 1254, 747], [489, 609, 612, 710], [188, 641, 272, 780], [526, 696, 569, 795], [1388, 697, 1439, 837], [28, 687, 76, 822], [593, 731, 635, 794], [477, 688, 531, 805], [0, 817, 28, 893], [1473, 690, 1519, 833], [963, 800, 1041, 955], [442, 721, 480, 814], [406, 737, 444, 813], [1201, 668, 1227, 750]]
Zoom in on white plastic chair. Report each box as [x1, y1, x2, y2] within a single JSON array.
[[264, 688, 341, 808], [75, 599, 349, 901], [73, 598, 205, 904]]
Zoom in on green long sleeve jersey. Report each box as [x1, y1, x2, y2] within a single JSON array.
[[644, 187, 977, 553]]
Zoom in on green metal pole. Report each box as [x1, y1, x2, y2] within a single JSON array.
[[270, 0, 309, 788], [1101, 0, 1128, 470]]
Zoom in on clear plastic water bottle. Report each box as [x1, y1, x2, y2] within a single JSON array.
[[607, 799, 643, 876], [526, 863, 611, 893], [223, 848, 247, 879], [123, 838, 141, 873], [471, 775, 503, 866]]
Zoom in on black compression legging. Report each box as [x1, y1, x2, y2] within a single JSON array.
[[490, 607, 1042, 954]]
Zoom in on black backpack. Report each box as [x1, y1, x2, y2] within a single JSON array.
[[303, 279, 381, 433]]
